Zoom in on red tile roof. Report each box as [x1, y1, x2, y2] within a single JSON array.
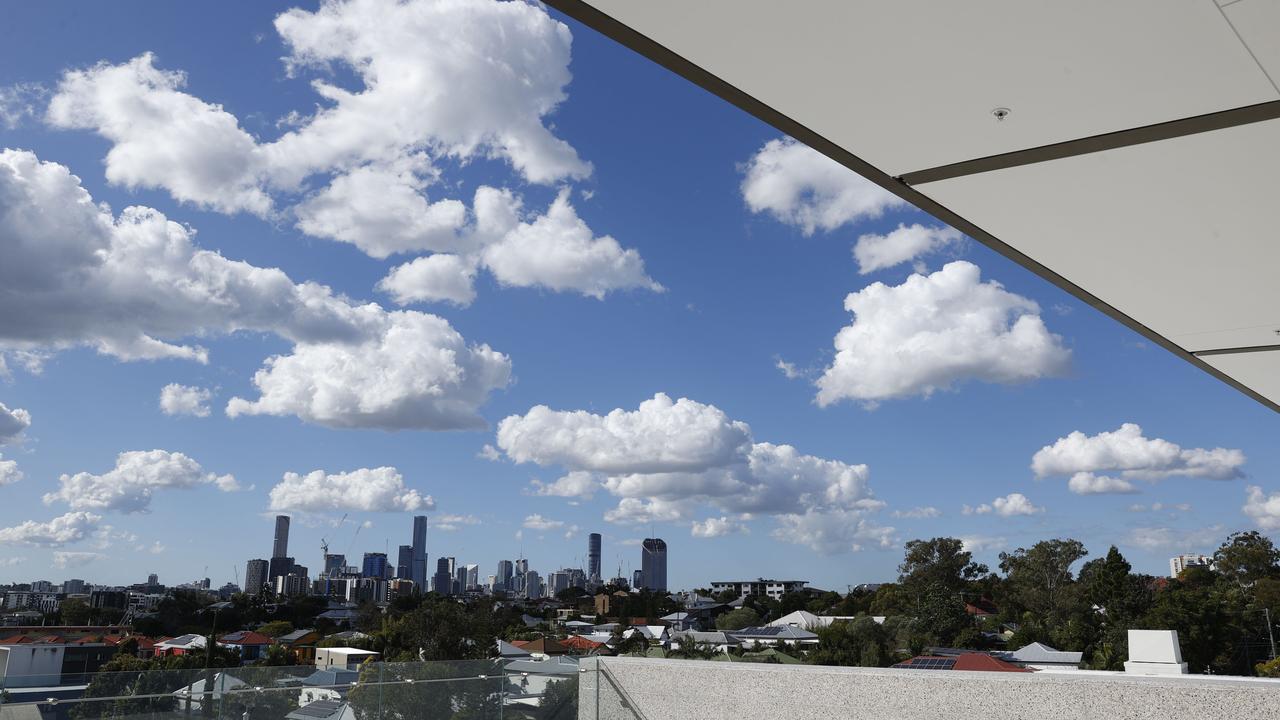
[[219, 631, 274, 646], [953, 653, 1032, 672], [562, 635, 604, 650]]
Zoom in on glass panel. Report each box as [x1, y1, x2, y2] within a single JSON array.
[[0, 660, 633, 720]]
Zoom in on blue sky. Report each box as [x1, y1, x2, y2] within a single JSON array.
[[1, 0, 1277, 591]]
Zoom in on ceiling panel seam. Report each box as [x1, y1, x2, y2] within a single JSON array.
[[1216, 0, 1280, 94]]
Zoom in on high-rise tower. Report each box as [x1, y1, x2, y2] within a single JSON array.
[[641, 538, 667, 592], [268, 515, 294, 581], [588, 533, 602, 582], [411, 516, 428, 589]]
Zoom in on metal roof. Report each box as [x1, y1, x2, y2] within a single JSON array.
[[546, 0, 1280, 413]]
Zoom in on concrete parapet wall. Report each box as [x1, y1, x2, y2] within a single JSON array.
[[578, 657, 1280, 720]]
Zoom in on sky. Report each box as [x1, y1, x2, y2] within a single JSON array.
[[1, 0, 1278, 592]]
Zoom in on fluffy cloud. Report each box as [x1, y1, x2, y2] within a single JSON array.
[[1033, 424, 1245, 495], [1128, 502, 1192, 513], [159, 384, 212, 417], [46, 54, 270, 215], [891, 506, 941, 519], [43, 6, 664, 306], [0, 402, 30, 444], [0, 82, 46, 129], [294, 160, 468, 259], [741, 137, 904, 235], [269, 0, 589, 186], [0, 512, 101, 547], [53, 551, 107, 569], [497, 393, 888, 552], [0, 149, 368, 362], [771, 509, 896, 555], [1067, 472, 1138, 495], [497, 393, 752, 475], [0, 454, 21, 486], [816, 261, 1070, 406], [379, 254, 479, 307], [269, 467, 432, 513], [479, 190, 661, 298], [1126, 525, 1223, 551], [0, 150, 511, 429], [853, 223, 963, 274], [774, 358, 801, 379], [44, 450, 238, 513], [47, 0, 587, 206], [522, 514, 565, 531], [691, 516, 748, 538], [1244, 486, 1280, 531], [226, 310, 510, 430], [529, 472, 600, 499], [433, 514, 480, 532], [959, 535, 1007, 554], [603, 497, 687, 526], [964, 493, 1044, 517]]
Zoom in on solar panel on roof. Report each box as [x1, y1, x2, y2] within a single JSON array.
[[892, 657, 956, 670]]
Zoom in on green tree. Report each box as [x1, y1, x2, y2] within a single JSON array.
[[60, 597, 92, 625], [715, 608, 762, 631], [1214, 531, 1280, 587], [898, 538, 988, 600], [999, 539, 1088, 620], [811, 618, 891, 667], [257, 620, 294, 638]]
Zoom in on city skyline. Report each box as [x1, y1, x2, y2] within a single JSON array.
[[1, 0, 1279, 590]]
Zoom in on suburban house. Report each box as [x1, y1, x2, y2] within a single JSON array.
[[277, 628, 323, 664], [218, 630, 275, 662], [729, 626, 819, 649]]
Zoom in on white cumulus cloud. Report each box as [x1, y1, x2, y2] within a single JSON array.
[[1067, 472, 1139, 495], [816, 261, 1071, 406], [0, 454, 21, 486], [226, 310, 510, 430], [0, 512, 101, 547], [496, 393, 888, 552], [529, 471, 600, 499], [741, 137, 904, 235], [523, 513, 565, 531], [46, 53, 271, 215], [0, 149, 512, 429], [1033, 424, 1245, 495], [44, 450, 238, 514], [159, 384, 212, 417], [891, 506, 941, 519], [294, 159, 468, 259], [691, 516, 748, 538], [1244, 486, 1280, 531], [433, 514, 480, 532], [269, 467, 432, 513], [497, 393, 752, 475], [52, 551, 108, 569], [0, 402, 30, 444], [771, 508, 895, 555], [479, 189, 662, 299], [378, 254, 479, 307], [853, 223, 963, 274], [1126, 525, 1223, 551], [959, 535, 1006, 554]]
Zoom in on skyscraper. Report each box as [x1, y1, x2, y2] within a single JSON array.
[[524, 570, 542, 599], [411, 516, 428, 589], [269, 515, 294, 581], [323, 553, 346, 578], [497, 560, 513, 591], [362, 552, 389, 579], [641, 538, 667, 592], [245, 559, 268, 596], [273, 515, 290, 558], [588, 533, 602, 582], [465, 564, 479, 591], [396, 545, 414, 580], [433, 557, 453, 596]]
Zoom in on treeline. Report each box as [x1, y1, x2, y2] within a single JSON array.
[[800, 531, 1280, 676]]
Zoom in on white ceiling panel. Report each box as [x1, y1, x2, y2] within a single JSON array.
[[1203, 352, 1280, 407], [917, 119, 1280, 353], [1223, 0, 1280, 86], [587, 0, 1279, 174]]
